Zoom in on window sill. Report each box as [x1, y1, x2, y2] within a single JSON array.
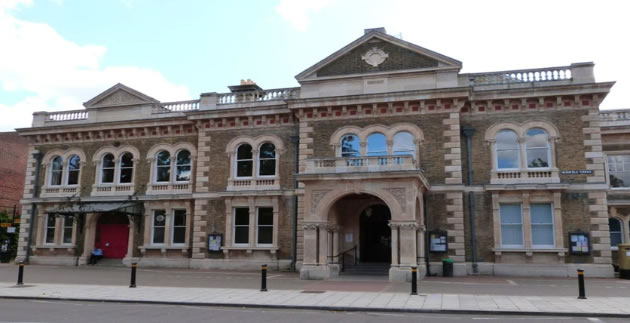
[[492, 247, 567, 256], [139, 245, 189, 255], [227, 178, 280, 191], [146, 183, 192, 195], [222, 246, 278, 254], [41, 186, 80, 197], [91, 184, 135, 196], [33, 244, 77, 252], [490, 169, 560, 184]]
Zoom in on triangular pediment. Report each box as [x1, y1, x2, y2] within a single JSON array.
[[83, 83, 160, 109], [296, 30, 462, 81]]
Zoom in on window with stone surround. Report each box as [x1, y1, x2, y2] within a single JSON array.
[[101, 153, 115, 183], [609, 218, 623, 249], [42, 149, 86, 197], [140, 204, 191, 253], [485, 121, 559, 184], [145, 143, 196, 194], [92, 146, 140, 196], [44, 214, 56, 244], [62, 215, 74, 245], [256, 207, 274, 246], [341, 134, 360, 157], [499, 204, 523, 248], [152, 210, 166, 245], [226, 135, 284, 190], [233, 208, 250, 246], [608, 154, 630, 188], [171, 210, 187, 245]]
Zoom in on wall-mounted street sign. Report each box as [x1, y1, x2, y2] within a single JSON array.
[[560, 170, 593, 175], [0, 223, 11, 228]]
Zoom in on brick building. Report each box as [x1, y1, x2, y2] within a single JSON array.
[[0, 131, 29, 215], [14, 28, 627, 280]]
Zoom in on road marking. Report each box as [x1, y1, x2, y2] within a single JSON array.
[[506, 279, 518, 286], [587, 318, 603, 322]]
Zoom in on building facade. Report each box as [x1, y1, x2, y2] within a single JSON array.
[[0, 131, 29, 215], [15, 28, 624, 281]]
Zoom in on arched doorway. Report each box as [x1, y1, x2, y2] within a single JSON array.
[[359, 204, 391, 263], [95, 213, 129, 259]]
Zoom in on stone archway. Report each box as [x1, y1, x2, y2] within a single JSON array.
[[81, 212, 135, 264]]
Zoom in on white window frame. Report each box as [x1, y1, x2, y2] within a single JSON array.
[[235, 144, 254, 179], [61, 215, 74, 245], [255, 207, 274, 247], [170, 209, 187, 245], [65, 155, 81, 186], [606, 153, 630, 190], [100, 153, 116, 185], [118, 152, 135, 185], [524, 128, 552, 170], [174, 150, 192, 183], [44, 214, 56, 245], [49, 156, 64, 187], [495, 130, 521, 171], [232, 207, 250, 246], [257, 143, 277, 178], [499, 204, 524, 248], [530, 203, 555, 249], [366, 132, 388, 156], [609, 217, 624, 250], [392, 131, 416, 158], [154, 150, 172, 183], [151, 210, 167, 245]]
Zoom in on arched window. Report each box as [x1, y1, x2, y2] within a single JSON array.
[[393, 131, 415, 157], [66, 155, 80, 185], [367, 133, 387, 156], [101, 153, 115, 183], [340, 134, 360, 157], [258, 143, 276, 176], [495, 130, 519, 169], [526, 128, 550, 168], [175, 150, 191, 182], [609, 218, 623, 247], [156, 151, 171, 182], [50, 156, 63, 186], [236, 144, 253, 177], [119, 152, 134, 183]]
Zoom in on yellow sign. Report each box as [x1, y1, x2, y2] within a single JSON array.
[[0, 223, 11, 228], [13, 218, 21, 224]]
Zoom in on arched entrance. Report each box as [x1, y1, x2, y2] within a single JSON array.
[[95, 213, 129, 259], [359, 204, 391, 263]]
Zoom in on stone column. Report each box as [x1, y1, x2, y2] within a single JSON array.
[[302, 223, 318, 265], [443, 112, 463, 184], [389, 223, 399, 266], [318, 224, 328, 265]]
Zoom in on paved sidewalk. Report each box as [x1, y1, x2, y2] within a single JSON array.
[[1, 282, 629, 318]]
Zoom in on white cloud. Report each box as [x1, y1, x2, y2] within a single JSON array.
[[0, 2, 192, 131], [275, 0, 335, 31]]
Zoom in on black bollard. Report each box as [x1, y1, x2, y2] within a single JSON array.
[[261, 264, 268, 292], [577, 269, 586, 299], [129, 263, 137, 288], [17, 262, 24, 286], [411, 266, 418, 295]]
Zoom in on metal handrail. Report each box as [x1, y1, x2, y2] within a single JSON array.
[[328, 245, 357, 272]]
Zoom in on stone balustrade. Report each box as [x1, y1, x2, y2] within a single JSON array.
[[217, 87, 299, 104], [304, 155, 417, 174], [491, 169, 560, 184], [44, 110, 88, 122], [468, 66, 572, 86], [227, 178, 280, 191], [159, 100, 200, 112]]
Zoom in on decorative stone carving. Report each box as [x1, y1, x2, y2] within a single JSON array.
[[385, 188, 406, 210], [362, 47, 389, 67], [311, 190, 330, 212], [94, 90, 146, 106], [388, 221, 419, 230], [303, 222, 327, 230]]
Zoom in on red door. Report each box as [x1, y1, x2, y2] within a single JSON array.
[[95, 224, 129, 259]]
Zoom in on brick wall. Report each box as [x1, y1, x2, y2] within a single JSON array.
[[0, 132, 28, 214]]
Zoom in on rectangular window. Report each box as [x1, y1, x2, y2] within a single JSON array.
[[45, 215, 56, 244], [152, 210, 166, 244], [172, 210, 187, 245], [233, 208, 249, 245], [499, 204, 523, 248], [257, 208, 273, 246], [531, 203, 554, 247], [608, 155, 630, 188], [62, 215, 73, 244]]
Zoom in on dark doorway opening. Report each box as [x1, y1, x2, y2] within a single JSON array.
[[359, 204, 391, 263]]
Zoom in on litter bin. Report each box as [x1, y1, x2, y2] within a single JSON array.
[[442, 258, 454, 277], [619, 243, 630, 279]]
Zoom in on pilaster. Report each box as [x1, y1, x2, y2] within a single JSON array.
[[443, 113, 462, 184], [445, 192, 465, 262]]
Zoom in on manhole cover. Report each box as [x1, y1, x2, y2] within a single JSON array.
[[301, 290, 325, 294]]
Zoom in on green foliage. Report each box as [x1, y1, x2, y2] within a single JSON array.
[[0, 210, 19, 261]]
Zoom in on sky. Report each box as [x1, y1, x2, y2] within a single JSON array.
[[1, 0, 629, 131]]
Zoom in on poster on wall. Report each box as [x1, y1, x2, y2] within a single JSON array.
[[208, 233, 223, 252], [568, 231, 590, 255], [429, 230, 448, 253]]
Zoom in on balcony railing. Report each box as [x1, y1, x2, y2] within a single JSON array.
[[468, 66, 572, 86], [217, 87, 299, 104], [159, 100, 200, 112], [227, 178, 280, 191], [304, 155, 417, 174], [491, 169, 560, 184], [45, 110, 88, 122]]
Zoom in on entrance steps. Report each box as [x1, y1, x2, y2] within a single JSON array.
[[92, 259, 125, 267], [341, 262, 389, 276]]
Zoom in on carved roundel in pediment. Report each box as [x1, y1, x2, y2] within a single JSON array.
[[361, 47, 389, 67]]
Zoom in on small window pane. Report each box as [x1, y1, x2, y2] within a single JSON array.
[[497, 150, 520, 169], [609, 155, 630, 188], [367, 133, 387, 156], [176, 150, 191, 165], [234, 208, 249, 245], [68, 155, 80, 170], [237, 144, 252, 160], [50, 156, 63, 186], [532, 225, 554, 246], [237, 160, 253, 177], [101, 154, 115, 183], [120, 153, 133, 168], [157, 166, 170, 182], [156, 151, 171, 166], [62, 215, 73, 244], [258, 208, 273, 225], [610, 218, 623, 247], [45, 215, 56, 244], [258, 227, 273, 245], [102, 154, 115, 168], [531, 204, 554, 247], [526, 128, 550, 168], [235, 227, 249, 244], [173, 227, 186, 244], [341, 134, 360, 157], [172, 210, 187, 244], [257, 208, 273, 245], [120, 168, 133, 183], [259, 159, 276, 176], [527, 148, 549, 168], [496, 130, 519, 170], [176, 165, 191, 181], [500, 204, 523, 247], [259, 143, 275, 159], [496, 130, 519, 150], [235, 208, 249, 225], [393, 132, 415, 157], [119, 153, 133, 183], [500, 204, 522, 223], [530, 204, 552, 224], [153, 210, 166, 244], [67, 170, 79, 185]]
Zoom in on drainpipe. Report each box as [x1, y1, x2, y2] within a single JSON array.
[[290, 134, 299, 271], [423, 194, 430, 276], [25, 152, 42, 263], [462, 127, 478, 274]]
